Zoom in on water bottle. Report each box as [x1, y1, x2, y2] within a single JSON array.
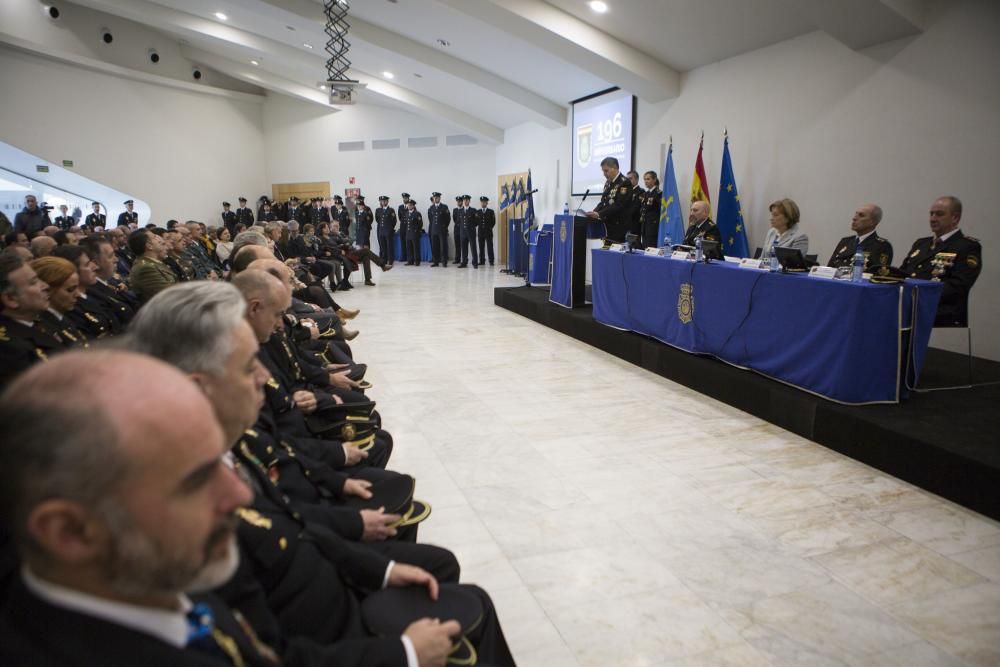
[[852, 246, 865, 282], [563, 202, 569, 216], [769, 238, 780, 272], [663, 234, 672, 250], [694, 235, 703, 262]]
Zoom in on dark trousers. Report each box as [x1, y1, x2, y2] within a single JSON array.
[[452, 225, 461, 263], [478, 229, 495, 265], [431, 230, 449, 265], [397, 231, 408, 263], [460, 227, 479, 266], [355, 248, 385, 282], [358, 228, 371, 249], [406, 236, 420, 265], [642, 222, 660, 249], [377, 232, 393, 265]]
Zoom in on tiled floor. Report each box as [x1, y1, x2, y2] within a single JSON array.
[[346, 263, 1000, 667]]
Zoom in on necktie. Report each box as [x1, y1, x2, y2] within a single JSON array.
[[186, 603, 246, 666]]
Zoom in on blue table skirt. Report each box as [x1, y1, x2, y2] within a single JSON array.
[[392, 232, 433, 262], [591, 250, 943, 404]]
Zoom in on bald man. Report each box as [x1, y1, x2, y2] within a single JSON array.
[[682, 200, 721, 247], [827, 204, 893, 270], [0, 350, 286, 665]]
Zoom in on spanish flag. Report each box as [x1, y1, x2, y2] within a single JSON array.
[[690, 135, 711, 214]]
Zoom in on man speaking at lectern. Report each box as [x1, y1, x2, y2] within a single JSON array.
[[586, 157, 633, 242]]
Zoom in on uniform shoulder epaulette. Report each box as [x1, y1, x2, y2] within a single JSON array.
[[965, 235, 980, 244]]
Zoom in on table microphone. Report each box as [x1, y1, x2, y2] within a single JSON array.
[[575, 188, 591, 216]]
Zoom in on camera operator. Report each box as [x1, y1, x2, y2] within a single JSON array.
[[13, 195, 52, 239]]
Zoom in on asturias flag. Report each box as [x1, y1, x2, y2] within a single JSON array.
[[691, 137, 711, 213], [716, 135, 749, 258], [658, 142, 684, 247]]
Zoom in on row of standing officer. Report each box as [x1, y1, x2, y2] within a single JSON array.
[[372, 193, 496, 269]]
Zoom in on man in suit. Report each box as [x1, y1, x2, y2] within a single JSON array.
[[0, 254, 61, 389], [827, 204, 893, 271], [452, 196, 464, 266], [221, 202, 237, 234], [477, 196, 496, 266], [54, 204, 75, 231], [355, 195, 374, 248], [117, 199, 138, 228], [427, 192, 451, 267], [586, 157, 633, 241], [899, 195, 982, 326], [397, 193, 412, 265], [235, 196, 255, 229], [404, 199, 423, 266], [375, 195, 397, 267], [85, 202, 106, 229]]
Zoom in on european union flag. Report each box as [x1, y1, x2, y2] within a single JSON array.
[[525, 170, 535, 227], [716, 136, 749, 257], [500, 183, 510, 210], [516, 177, 526, 205], [658, 143, 684, 246]]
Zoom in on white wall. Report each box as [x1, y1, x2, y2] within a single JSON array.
[[263, 95, 497, 206], [497, 0, 1000, 360], [0, 47, 267, 225]]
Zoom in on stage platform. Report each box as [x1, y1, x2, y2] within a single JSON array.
[[495, 285, 1000, 521]]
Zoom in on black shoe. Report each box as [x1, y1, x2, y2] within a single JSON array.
[[431, 263, 439, 267], [489, 262, 494, 266], [405, 262, 413, 266], [364, 280, 376, 286], [442, 263, 448, 267]]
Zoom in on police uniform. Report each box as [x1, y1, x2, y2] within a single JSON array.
[[84, 206, 106, 228], [67, 294, 117, 339], [899, 230, 982, 326], [458, 196, 479, 268], [374, 197, 397, 266], [452, 196, 463, 265], [683, 217, 721, 246], [354, 197, 374, 248], [427, 194, 451, 267], [221, 203, 237, 234], [335, 204, 352, 239], [396, 194, 410, 264], [639, 186, 663, 248], [628, 183, 643, 238], [404, 205, 423, 266], [593, 173, 633, 241], [235, 197, 255, 228], [116, 200, 138, 227], [53, 214, 75, 230], [0, 314, 64, 390], [827, 232, 894, 271], [37, 310, 89, 348], [477, 197, 497, 266]]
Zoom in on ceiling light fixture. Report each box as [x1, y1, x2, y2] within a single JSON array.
[[303, 42, 314, 49], [435, 38, 450, 47], [214, 11, 228, 20], [286, 25, 296, 31], [319, 84, 327, 90], [250, 59, 259, 66], [588, 1, 608, 13], [382, 71, 394, 79]]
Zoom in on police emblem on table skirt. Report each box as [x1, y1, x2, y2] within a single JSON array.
[[677, 283, 694, 324], [560, 220, 567, 243]]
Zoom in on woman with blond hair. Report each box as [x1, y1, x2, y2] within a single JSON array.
[[762, 198, 809, 260], [30, 256, 89, 347]]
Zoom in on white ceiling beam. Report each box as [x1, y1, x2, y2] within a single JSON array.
[[782, 0, 925, 50], [178, 45, 333, 108], [257, 0, 567, 128], [437, 0, 680, 102], [68, 0, 504, 141], [0, 30, 263, 104]]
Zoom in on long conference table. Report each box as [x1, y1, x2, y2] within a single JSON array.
[[590, 249, 943, 404]]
